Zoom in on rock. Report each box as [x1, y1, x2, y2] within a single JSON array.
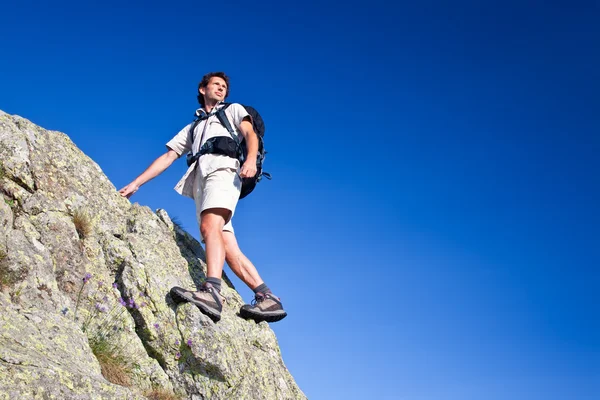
[[0, 111, 305, 399]]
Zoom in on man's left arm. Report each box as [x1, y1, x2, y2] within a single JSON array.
[[238, 117, 258, 178]]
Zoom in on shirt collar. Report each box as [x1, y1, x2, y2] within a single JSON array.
[[195, 101, 225, 118]]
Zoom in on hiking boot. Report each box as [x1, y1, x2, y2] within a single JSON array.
[[239, 292, 287, 323], [170, 282, 224, 323]]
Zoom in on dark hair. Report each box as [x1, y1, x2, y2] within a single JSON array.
[[197, 72, 230, 107]]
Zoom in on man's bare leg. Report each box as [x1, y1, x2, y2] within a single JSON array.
[[169, 207, 230, 323], [222, 231, 287, 323], [223, 231, 264, 289], [200, 208, 230, 280]]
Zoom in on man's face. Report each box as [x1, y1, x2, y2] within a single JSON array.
[[200, 77, 227, 104]]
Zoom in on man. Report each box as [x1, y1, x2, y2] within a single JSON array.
[[119, 72, 286, 324]]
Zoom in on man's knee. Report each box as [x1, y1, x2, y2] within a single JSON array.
[[200, 208, 231, 238]]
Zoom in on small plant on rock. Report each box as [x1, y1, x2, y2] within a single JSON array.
[[144, 388, 181, 400], [67, 273, 149, 387], [0, 249, 27, 291], [72, 209, 93, 239], [0, 248, 8, 288], [170, 216, 185, 231]]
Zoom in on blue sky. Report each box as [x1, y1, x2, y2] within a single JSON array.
[[1, 1, 599, 399]]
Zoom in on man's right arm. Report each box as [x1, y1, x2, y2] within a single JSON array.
[[119, 149, 180, 198]]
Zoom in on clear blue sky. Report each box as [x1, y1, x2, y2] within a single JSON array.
[[1, 1, 598, 399]]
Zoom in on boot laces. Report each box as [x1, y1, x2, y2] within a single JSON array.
[[251, 293, 266, 306]]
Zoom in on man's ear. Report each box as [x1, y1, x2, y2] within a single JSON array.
[[199, 87, 205, 96]]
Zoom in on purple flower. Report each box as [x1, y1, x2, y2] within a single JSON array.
[[102, 295, 109, 302], [118, 298, 126, 306], [175, 352, 181, 360], [94, 303, 109, 313], [97, 281, 104, 287], [61, 307, 69, 315], [175, 340, 180, 346], [83, 273, 92, 283], [153, 323, 159, 330], [186, 339, 192, 347], [112, 283, 118, 289]]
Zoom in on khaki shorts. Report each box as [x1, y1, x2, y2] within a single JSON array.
[[194, 167, 241, 237]]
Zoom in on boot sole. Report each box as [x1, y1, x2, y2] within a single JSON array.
[[239, 308, 287, 323], [170, 287, 221, 323]]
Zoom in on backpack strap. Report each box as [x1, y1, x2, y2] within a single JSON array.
[[186, 118, 204, 147], [185, 114, 209, 166], [215, 103, 240, 146], [185, 103, 238, 166], [187, 103, 230, 148]]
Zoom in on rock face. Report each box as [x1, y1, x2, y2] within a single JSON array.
[[0, 111, 306, 400]]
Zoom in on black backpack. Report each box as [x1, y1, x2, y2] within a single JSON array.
[[186, 103, 271, 199]]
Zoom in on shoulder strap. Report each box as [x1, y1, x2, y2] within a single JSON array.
[[185, 110, 210, 166], [187, 102, 236, 154], [187, 118, 204, 149], [215, 103, 240, 146]]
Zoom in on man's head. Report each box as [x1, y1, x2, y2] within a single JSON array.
[[197, 72, 230, 107]]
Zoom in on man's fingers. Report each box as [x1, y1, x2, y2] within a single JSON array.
[[239, 165, 257, 179], [118, 185, 137, 199], [240, 171, 256, 178]]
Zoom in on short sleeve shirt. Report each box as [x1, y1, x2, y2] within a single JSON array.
[[166, 102, 250, 198]]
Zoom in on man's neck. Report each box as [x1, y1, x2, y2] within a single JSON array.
[[204, 100, 220, 114]]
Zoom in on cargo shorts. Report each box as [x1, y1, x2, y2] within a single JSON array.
[[193, 167, 241, 238]]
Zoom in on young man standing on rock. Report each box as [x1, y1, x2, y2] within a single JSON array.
[[119, 72, 286, 324]]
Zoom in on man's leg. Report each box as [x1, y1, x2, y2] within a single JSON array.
[[201, 208, 231, 280], [223, 231, 287, 323], [170, 167, 240, 323], [170, 208, 230, 323], [223, 231, 264, 289]]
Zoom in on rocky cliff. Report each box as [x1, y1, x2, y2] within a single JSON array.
[[0, 110, 306, 400]]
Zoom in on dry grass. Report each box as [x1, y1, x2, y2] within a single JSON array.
[[73, 209, 93, 239], [0, 248, 8, 288], [97, 354, 132, 387], [143, 388, 181, 400], [89, 336, 132, 387], [0, 249, 27, 289], [170, 216, 185, 231]]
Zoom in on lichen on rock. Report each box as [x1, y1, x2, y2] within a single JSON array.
[[0, 111, 305, 399]]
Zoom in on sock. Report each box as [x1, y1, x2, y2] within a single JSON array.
[[253, 283, 271, 295], [206, 277, 222, 292]]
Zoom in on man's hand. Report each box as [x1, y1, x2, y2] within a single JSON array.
[[240, 157, 257, 178], [119, 182, 140, 198], [117, 149, 179, 199]]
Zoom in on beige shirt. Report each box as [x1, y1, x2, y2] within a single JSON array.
[[166, 102, 250, 199]]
